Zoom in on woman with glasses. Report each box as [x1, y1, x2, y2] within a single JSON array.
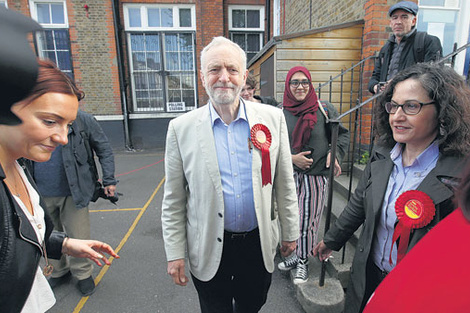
[[240, 74, 279, 106], [277, 66, 349, 284], [314, 63, 470, 313]]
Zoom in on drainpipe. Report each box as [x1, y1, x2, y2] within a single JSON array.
[[112, 0, 134, 150], [266, 0, 271, 41]]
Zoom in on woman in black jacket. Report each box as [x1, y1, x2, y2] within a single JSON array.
[[314, 63, 470, 313], [0, 60, 119, 312]]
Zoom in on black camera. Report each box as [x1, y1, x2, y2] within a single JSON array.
[[97, 187, 120, 204]]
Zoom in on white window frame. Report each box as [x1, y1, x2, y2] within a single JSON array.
[[228, 5, 265, 32], [29, 0, 68, 28], [229, 5, 265, 62], [123, 4, 196, 31], [124, 4, 197, 114], [418, 0, 469, 75]]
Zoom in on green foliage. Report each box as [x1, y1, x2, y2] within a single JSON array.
[[359, 151, 370, 165]]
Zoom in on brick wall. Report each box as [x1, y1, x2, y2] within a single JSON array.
[[68, 0, 121, 115]]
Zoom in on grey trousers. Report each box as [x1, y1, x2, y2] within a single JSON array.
[[43, 196, 93, 280]]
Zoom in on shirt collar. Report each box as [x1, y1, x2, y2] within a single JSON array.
[[209, 98, 248, 127], [390, 140, 439, 170]]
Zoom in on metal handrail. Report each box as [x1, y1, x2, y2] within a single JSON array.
[[317, 54, 377, 91]]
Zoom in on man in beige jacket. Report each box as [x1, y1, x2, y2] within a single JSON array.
[[161, 36, 299, 313]]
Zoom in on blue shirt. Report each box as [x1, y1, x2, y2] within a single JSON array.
[[33, 145, 72, 197], [372, 141, 439, 272], [209, 100, 257, 232]]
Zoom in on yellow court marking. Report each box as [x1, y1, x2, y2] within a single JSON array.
[[73, 177, 165, 313], [90, 208, 143, 213]]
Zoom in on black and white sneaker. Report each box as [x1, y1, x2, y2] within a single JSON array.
[[293, 258, 308, 285], [277, 253, 299, 271]]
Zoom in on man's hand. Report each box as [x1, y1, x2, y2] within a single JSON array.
[[167, 259, 189, 286], [326, 152, 341, 177], [313, 240, 333, 261], [280, 240, 296, 257], [104, 185, 116, 197]]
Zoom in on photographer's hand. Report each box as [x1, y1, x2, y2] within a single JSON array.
[[104, 185, 116, 197]]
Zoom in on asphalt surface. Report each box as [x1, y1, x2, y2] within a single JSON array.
[[48, 149, 305, 313]]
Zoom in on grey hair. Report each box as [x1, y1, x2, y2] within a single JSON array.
[[200, 36, 247, 72]]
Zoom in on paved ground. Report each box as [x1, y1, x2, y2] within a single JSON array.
[[48, 149, 305, 313]]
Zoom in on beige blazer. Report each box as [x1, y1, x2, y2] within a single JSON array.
[[161, 100, 299, 281]]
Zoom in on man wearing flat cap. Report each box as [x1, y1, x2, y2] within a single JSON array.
[[368, 1, 442, 94]]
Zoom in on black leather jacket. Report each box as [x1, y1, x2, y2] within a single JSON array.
[[0, 160, 65, 312]]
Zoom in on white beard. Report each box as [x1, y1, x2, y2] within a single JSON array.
[[205, 83, 242, 106]]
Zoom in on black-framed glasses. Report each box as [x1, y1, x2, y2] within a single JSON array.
[[385, 100, 435, 115], [289, 80, 310, 88]]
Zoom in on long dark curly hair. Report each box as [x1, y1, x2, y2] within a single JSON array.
[[374, 63, 470, 157]]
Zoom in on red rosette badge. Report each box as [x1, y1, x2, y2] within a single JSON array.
[[250, 124, 272, 186], [391, 190, 435, 265]]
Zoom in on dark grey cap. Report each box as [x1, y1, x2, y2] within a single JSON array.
[[0, 7, 42, 125], [389, 1, 418, 17]]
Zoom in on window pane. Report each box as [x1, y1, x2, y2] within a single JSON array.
[[232, 10, 245, 28], [55, 29, 69, 49], [37, 3, 51, 24], [247, 10, 260, 28], [37, 30, 55, 50], [0, 2, 6, 8], [134, 72, 148, 89], [420, 0, 446, 5], [247, 34, 260, 51], [166, 52, 179, 71], [232, 33, 246, 49], [132, 52, 147, 70], [165, 34, 178, 51], [51, 3, 64, 24], [161, 8, 173, 27], [147, 52, 160, 70], [168, 89, 182, 102], [167, 74, 180, 89], [131, 34, 145, 51], [148, 8, 160, 27], [46, 51, 56, 62], [129, 8, 141, 27], [180, 52, 193, 71], [179, 34, 193, 51], [146, 34, 160, 51], [182, 90, 195, 107], [179, 8, 191, 27], [57, 51, 72, 71]]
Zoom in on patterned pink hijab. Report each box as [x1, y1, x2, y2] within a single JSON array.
[[283, 66, 319, 153]]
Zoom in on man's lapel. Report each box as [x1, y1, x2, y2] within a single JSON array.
[[196, 104, 222, 189]]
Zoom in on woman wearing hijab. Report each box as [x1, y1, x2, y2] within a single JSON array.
[[277, 66, 349, 284]]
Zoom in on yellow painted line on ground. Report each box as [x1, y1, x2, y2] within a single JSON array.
[[89, 208, 143, 213], [73, 177, 166, 313]]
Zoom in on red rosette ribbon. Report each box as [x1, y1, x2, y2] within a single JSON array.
[[391, 190, 435, 265], [250, 124, 272, 186]]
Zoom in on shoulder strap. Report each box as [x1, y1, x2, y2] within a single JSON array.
[[317, 100, 329, 120], [413, 31, 426, 63]]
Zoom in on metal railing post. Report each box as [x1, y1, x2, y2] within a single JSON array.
[[319, 121, 339, 286]]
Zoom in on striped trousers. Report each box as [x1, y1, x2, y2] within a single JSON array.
[[293, 172, 328, 259]]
